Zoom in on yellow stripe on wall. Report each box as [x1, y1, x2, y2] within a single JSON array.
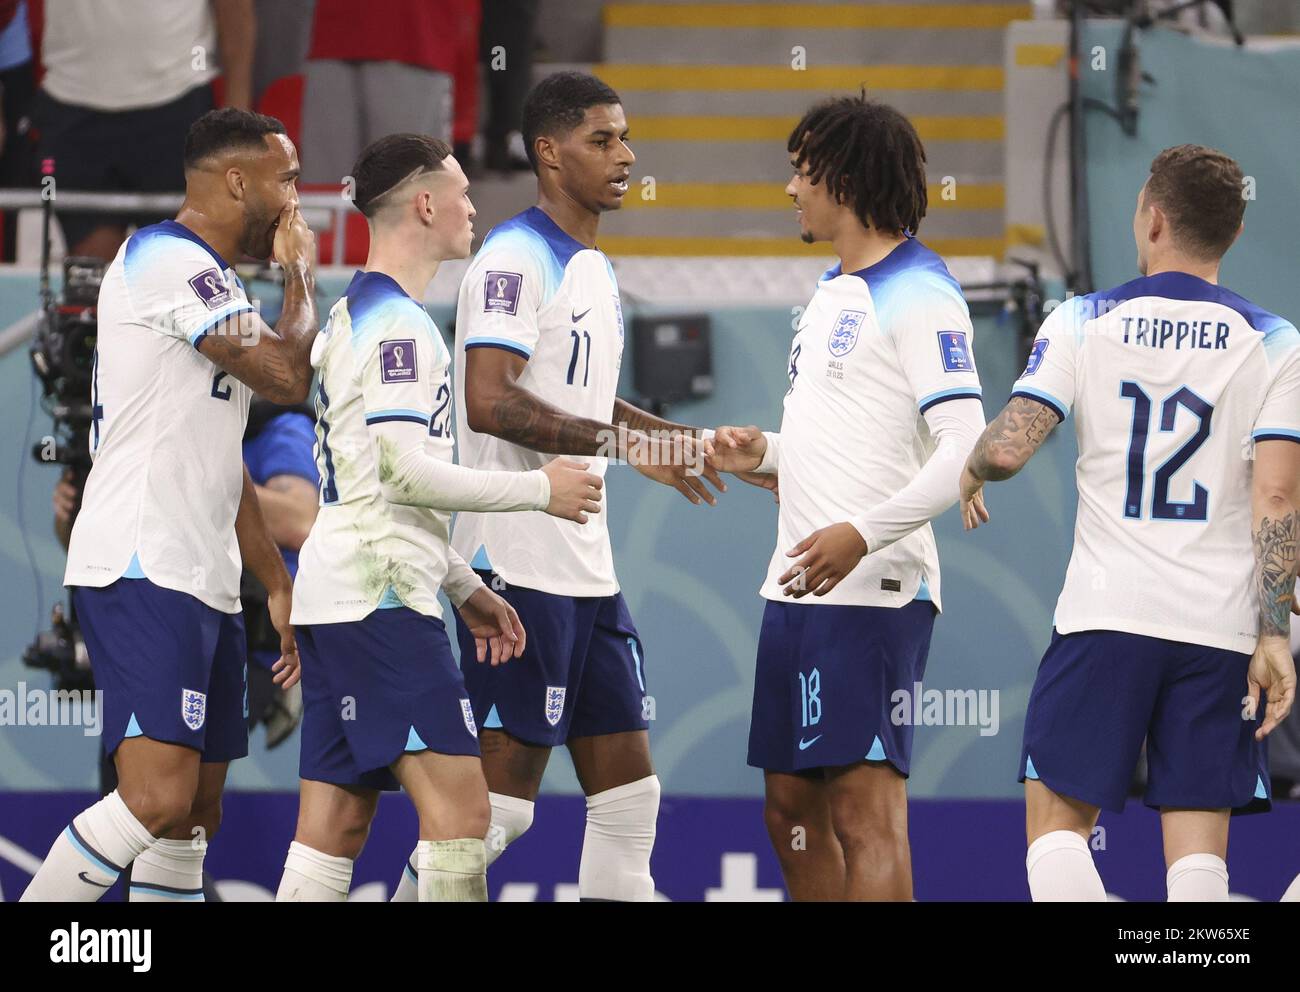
[[598, 235, 1007, 257], [1014, 44, 1066, 67], [620, 182, 1005, 211], [631, 115, 1004, 142], [605, 4, 1033, 30], [1005, 223, 1046, 247], [593, 64, 1005, 92]]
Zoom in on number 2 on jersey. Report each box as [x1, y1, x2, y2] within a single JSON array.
[[211, 370, 232, 401], [1120, 381, 1213, 521], [429, 380, 452, 438]]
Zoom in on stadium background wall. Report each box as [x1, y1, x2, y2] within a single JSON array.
[[2, 21, 1300, 897]]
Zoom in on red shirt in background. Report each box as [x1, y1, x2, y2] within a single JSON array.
[[309, 0, 468, 74]]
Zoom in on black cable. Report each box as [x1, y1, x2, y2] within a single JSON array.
[[1043, 100, 1072, 281], [1043, 97, 1122, 295], [17, 352, 46, 637]]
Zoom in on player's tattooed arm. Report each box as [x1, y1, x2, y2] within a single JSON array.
[[1247, 440, 1300, 738], [612, 398, 727, 503], [1253, 510, 1298, 637], [611, 398, 700, 438], [966, 396, 1060, 482], [465, 345, 621, 455], [959, 396, 1060, 530], [1251, 438, 1300, 638], [465, 347, 724, 504], [198, 205, 318, 404]]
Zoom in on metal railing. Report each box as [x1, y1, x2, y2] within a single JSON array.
[[0, 188, 359, 264]]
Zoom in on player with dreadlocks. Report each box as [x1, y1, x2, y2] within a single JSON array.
[[707, 93, 987, 900]]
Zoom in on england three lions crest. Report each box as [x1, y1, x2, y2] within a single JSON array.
[[828, 309, 866, 357], [181, 689, 207, 731], [544, 686, 566, 727]]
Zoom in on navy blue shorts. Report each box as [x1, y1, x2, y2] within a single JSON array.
[[298, 608, 480, 791], [455, 571, 649, 748], [73, 578, 248, 762], [1019, 629, 1270, 814], [747, 599, 936, 775]]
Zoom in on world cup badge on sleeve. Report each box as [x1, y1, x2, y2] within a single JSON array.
[[828, 309, 866, 357], [181, 689, 207, 731], [188, 268, 233, 310], [380, 339, 418, 384], [544, 686, 566, 727], [484, 271, 523, 316]]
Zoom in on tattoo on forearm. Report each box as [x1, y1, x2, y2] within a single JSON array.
[[1254, 509, 1298, 637], [490, 387, 612, 455], [969, 396, 1060, 482], [612, 398, 696, 437]]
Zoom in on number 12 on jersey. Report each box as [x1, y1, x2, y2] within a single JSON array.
[[1120, 381, 1213, 522]]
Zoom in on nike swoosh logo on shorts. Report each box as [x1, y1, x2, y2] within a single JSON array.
[[798, 735, 822, 750], [572, 307, 592, 322], [78, 871, 112, 888]]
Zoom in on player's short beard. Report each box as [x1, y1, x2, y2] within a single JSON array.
[[241, 204, 276, 260], [800, 230, 815, 244]]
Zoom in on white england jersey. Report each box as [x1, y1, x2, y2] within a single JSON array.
[[65, 220, 256, 613], [293, 270, 476, 624], [1012, 271, 1300, 653], [760, 237, 983, 609], [452, 206, 624, 597]]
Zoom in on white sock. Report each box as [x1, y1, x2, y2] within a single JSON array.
[[416, 838, 487, 902], [276, 841, 353, 902], [391, 852, 420, 903], [1026, 830, 1106, 902], [130, 838, 206, 902], [392, 792, 534, 902], [578, 775, 660, 902], [1282, 873, 1300, 902], [485, 792, 535, 866], [21, 790, 155, 902], [1167, 853, 1229, 902]]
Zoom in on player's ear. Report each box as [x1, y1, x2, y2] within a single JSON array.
[[1146, 201, 1166, 242], [225, 166, 245, 202], [533, 134, 560, 172], [419, 188, 436, 226]]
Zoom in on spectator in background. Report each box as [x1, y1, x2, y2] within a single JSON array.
[[250, 0, 315, 106], [0, 1, 37, 259], [479, 0, 539, 172], [450, 0, 480, 174], [36, 0, 255, 260], [300, 0, 469, 186]]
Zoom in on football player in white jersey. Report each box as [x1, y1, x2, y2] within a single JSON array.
[[712, 94, 982, 899], [707, 94, 986, 900], [273, 135, 603, 903], [386, 72, 725, 903], [24, 108, 319, 901], [960, 145, 1299, 901]]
